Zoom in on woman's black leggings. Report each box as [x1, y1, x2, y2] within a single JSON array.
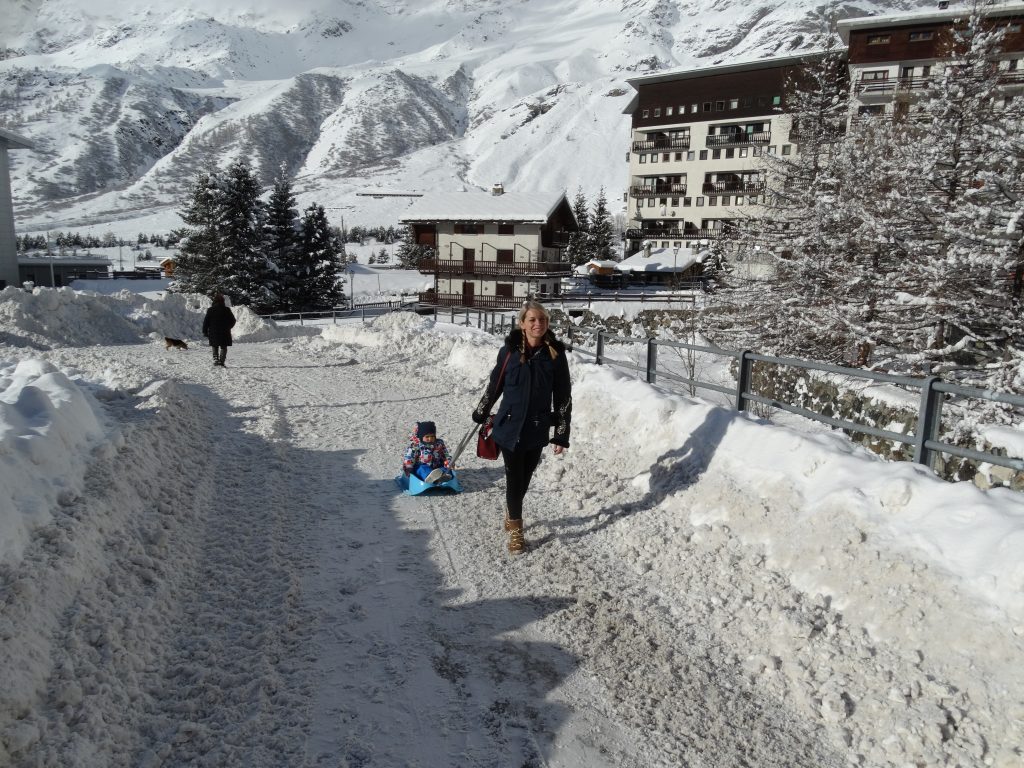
[[501, 445, 544, 520]]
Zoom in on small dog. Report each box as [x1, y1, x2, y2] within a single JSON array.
[[164, 337, 188, 350]]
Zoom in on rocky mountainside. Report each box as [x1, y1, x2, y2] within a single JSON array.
[[0, 0, 938, 231]]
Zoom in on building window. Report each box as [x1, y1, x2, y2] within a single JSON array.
[[666, 106, 674, 116], [721, 195, 730, 205], [1009, 23, 1022, 33], [654, 107, 661, 117], [725, 148, 735, 159], [647, 198, 655, 207], [673, 241, 682, 248], [739, 147, 748, 158], [496, 282, 514, 297], [699, 150, 708, 160], [454, 223, 479, 234], [663, 153, 670, 162], [716, 100, 725, 110], [752, 146, 762, 156], [660, 241, 669, 248], [639, 154, 647, 164], [863, 70, 888, 81], [675, 152, 683, 161], [497, 249, 514, 263], [703, 102, 712, 111], [742, 96, 753, 108], [708, 196, 717, 206], [735, 196, 744, 206], [642, 109, 649, 118], [909, 30, 933, 42], [683, 197, 692, 206], [767, 145, 777, 154], [687, 151, 695, 161], [728, 98, 739, 109], [712, 149, 721, 159], [659, 197, 668, 207], [696, 197, 705, 206], [867, 34, 891, 45], [671, 197, 680, 206], [781, 144, 792, 155], [691, 103, 699, 113], [757, 95, 768, 106], [922, 64, 931, 76], [1009, 59, 1019, 72], [651, 154, 659, 163], [772, 95, 781, 106], [498, 223, 514, 235]]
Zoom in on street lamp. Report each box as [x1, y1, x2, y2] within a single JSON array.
[[672, 246, 679, 291], [348, 264, 356, 309]]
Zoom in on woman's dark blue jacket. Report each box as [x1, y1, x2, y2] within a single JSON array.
[[473, 328, 572, 451]]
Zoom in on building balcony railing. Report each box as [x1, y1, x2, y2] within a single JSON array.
[[705, 131, 771, 148], [701, 180, 766, 195], [632, 136, 691, 152], [418, 259, 572, 276], [629, 183, 688, 198], [418, 292, 527, 310], [624, 227, 726, 241]]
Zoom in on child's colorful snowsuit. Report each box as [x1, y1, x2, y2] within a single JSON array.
[[402, 421, 452, 481]]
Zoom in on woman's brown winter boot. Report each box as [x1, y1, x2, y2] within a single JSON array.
[[507, 518, 525, 554]]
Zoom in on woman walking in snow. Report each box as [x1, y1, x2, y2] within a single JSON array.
[[202, 293, 236, 367], [472, 300, 571, 554]]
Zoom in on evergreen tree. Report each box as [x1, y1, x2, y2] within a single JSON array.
[[395, 224, 431, 268], [293, 203, 344, 309], [590, 187, 615, 261], [265, 167, 301, 308], [377, 247, 390, 265], [565, 187, 592, 265], [172, 171, 225, 296], [216, 159, 274, 311]]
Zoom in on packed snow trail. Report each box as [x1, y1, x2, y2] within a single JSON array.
[[1, 315, 1021, 767]]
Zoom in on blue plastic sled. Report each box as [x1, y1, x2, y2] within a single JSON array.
[[395, 469, 464, 495]]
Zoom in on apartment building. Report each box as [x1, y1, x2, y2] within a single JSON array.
[[622, 55, 812, 255], [839, 2, 1024, 122], [400, 186, 576, 309]]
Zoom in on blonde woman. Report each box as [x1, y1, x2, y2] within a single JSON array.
[[472, 301, 572, 553]]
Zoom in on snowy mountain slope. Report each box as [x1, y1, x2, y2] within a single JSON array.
[[1, 0, 938, 231]]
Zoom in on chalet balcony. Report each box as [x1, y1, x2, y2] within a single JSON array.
[[624, 227, 725, 241], [417, 259, 572, 277], [855, 76, 935, 96], [632, 136, 691, 152], [702, 179, 766, 195], [418, 292, 526, 310], [705, 131, 771, 148], [629, 182, 688, 198]]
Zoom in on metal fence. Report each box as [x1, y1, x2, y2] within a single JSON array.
[[259, 298, 418, 325], [417, 306, 1023, 476], [274, 301, 1023, 478]]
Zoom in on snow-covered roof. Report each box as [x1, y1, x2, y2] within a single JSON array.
[[400, 190, 568, 224], [618, 246, 701, 273], [838, 3, 1024, 42], [626, 51, 831, 90], [0, 127, 33, 150]]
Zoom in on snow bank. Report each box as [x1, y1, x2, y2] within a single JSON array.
[[0, 360, 108, 566]]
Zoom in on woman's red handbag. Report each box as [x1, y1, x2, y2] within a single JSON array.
[[476, 417, 500, 460], [476, 351, 511, 460]]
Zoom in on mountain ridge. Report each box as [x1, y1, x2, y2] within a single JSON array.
[[0, 0, 938, 232]]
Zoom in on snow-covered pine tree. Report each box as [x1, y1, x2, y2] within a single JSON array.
[[216, 159, 274, 312], [172, 171, 226, 296], [565, 187, 592, 265], [395, 224, 431, 268], [294, 203, 344, 310], [265, 165, 300, 309], [377, 247, 390, 265], [590, 187, 615, 261], [722, 38, 855, 360], [866, 9, 1024, 381]]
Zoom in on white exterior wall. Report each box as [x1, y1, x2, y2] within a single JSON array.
[[626, 112, 795, 243], [0, 144, 19, 288]]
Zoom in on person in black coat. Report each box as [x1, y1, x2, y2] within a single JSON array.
[[202, 293, 237, 367], [473, 300, 571, 554]]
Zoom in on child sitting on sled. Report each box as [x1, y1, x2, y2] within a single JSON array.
[[402, 421, 454, 484]]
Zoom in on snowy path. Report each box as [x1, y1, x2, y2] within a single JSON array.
[[2, 325, 1021, 767]]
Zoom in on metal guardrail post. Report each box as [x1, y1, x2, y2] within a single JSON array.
[[646, 338, 658, 384], [914, 376, 943, 469], [736, 350, 753, 412], [332, 310, 337, 324], [596, 330, 605, 365], [361, 308, 366, 323]]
